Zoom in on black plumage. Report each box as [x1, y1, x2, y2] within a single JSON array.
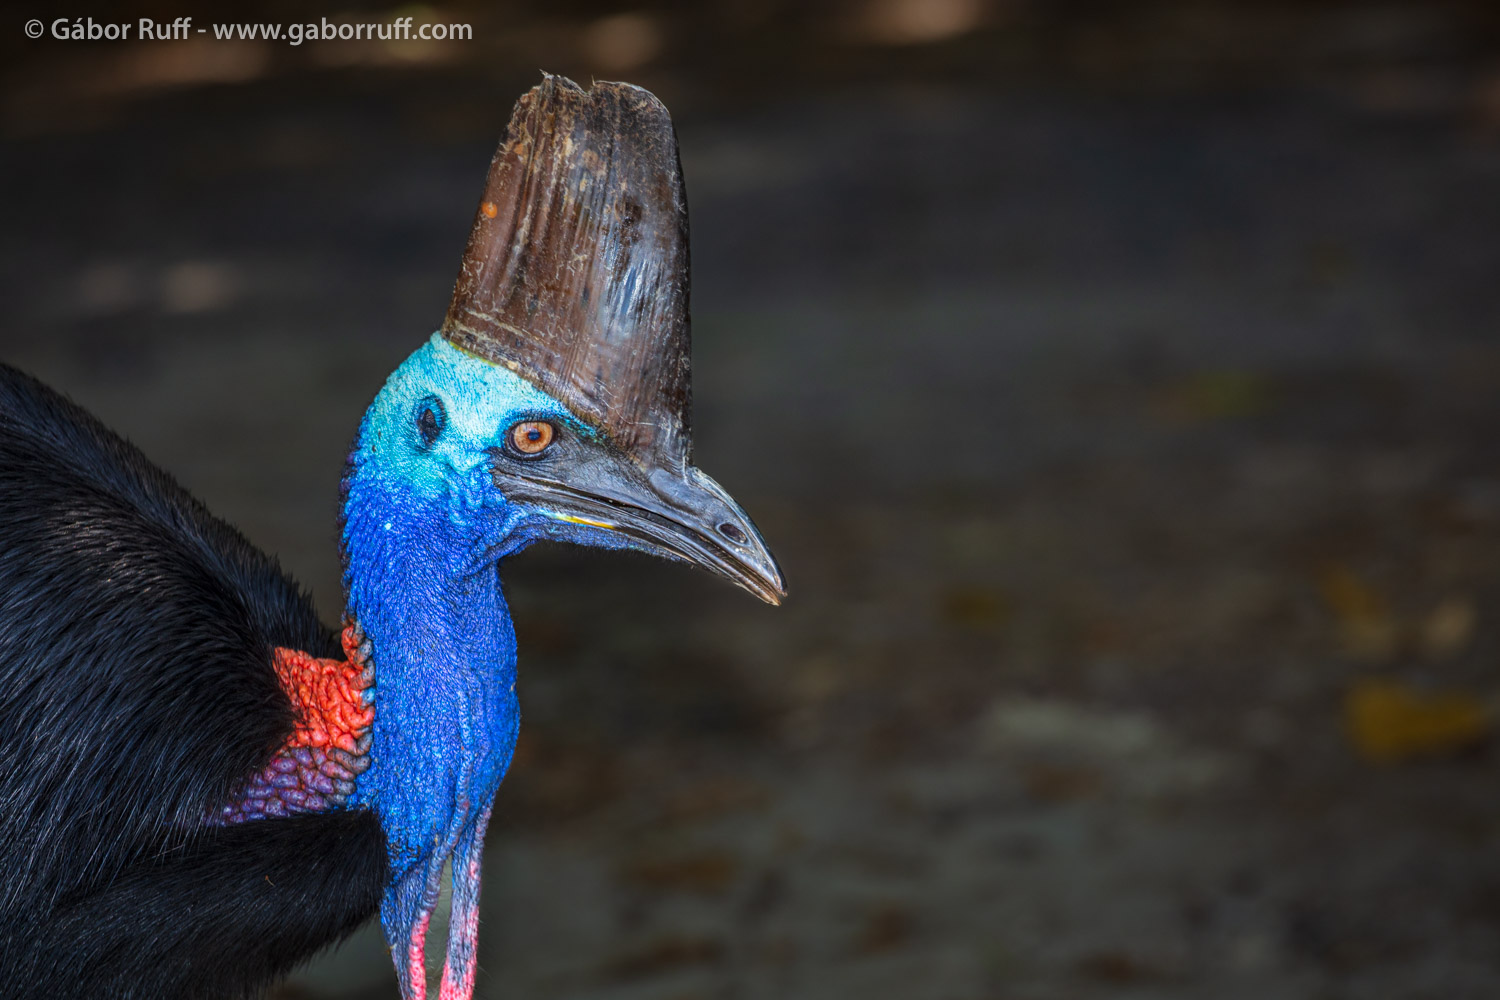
[[0, 364, 385, 999]]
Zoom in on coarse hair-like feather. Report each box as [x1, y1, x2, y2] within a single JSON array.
[[0, 365, 385, 998]]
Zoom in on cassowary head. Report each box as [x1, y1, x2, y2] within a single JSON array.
[[349, 76, 783, 603]]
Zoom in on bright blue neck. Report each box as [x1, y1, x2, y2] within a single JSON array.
[[341, 458, 527, 875], [337, 335, 646, 993]]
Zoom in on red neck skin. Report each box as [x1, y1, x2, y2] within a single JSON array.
[[210, 623, 374, 825]]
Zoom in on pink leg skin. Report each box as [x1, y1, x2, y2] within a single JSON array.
[[438, 805, 494, 1000]]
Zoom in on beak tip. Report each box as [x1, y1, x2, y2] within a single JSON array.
[[756, 568, 787, 606]]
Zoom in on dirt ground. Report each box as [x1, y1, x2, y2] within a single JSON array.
[[5, 4, 1500, 998]]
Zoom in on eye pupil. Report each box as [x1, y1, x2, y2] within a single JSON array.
[[509, 420, 555, 457], [416, 396, 446, 447]]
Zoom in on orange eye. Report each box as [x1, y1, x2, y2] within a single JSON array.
[[508, 420, 555, 456]]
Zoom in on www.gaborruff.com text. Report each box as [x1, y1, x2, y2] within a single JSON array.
[[34, 17, 472, 44]]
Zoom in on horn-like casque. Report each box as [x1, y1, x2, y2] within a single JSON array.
[[441, 74, 692, 470]]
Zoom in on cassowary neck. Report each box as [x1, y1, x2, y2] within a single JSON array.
[[340, 468, 523, 874]]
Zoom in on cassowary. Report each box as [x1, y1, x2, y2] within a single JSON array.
[[0, 76, 783, 1000]]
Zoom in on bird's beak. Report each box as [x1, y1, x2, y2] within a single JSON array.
[[491, 448, 786, 605]]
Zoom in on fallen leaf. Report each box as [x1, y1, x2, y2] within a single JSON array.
[[1346, 679, 1491, 762]]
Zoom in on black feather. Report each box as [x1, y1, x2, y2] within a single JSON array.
[[0, 365, 386, 998]]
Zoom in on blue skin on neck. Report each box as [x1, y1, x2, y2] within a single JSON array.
[[341, 334, 633, 979]]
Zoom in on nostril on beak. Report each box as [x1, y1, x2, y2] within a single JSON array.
[[717, 522, 747, 544]]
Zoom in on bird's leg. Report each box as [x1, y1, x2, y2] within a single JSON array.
[[438, 802, 494, 1000]]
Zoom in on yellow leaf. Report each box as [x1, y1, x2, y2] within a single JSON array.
[[1345, 679, 1490, 763]]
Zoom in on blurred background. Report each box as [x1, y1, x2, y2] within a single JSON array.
[[6, 1, 1500, 997]]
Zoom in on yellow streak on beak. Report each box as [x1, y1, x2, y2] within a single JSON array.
[[552, 513, 618, 531]]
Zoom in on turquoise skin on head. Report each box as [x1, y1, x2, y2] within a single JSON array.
[[353, 333, 589, 503]]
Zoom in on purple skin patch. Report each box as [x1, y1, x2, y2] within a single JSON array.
[[211, 742, 370, 824]]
